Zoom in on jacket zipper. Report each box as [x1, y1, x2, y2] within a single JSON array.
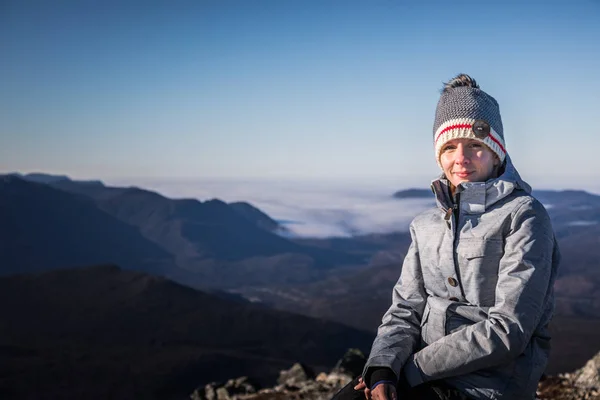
[[452, 192, 460, 271], [451, 193, 466, 299], [443, 197, 458, 229]]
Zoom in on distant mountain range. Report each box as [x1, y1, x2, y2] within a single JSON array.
[[0, 173, 364, 288], [3, 173, 598, 292], [3, 173, 599, 304], [8, 172, 103, 185], [0, 265, 373, 399], [392, 188, 433, 199], [0, 176, 177, 277]]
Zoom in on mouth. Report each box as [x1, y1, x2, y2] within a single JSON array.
[[453, 171, 473, 178]]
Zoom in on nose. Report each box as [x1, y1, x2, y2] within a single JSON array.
[[454, 144, 469, 164]]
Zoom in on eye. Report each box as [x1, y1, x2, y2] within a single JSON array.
[[469, 142, 483, 148], [442, 144, 456, 152]]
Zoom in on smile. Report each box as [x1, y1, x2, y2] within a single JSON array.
[[454, 172, 473, 178]]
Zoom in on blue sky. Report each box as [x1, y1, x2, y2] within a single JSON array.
[[1, 0, 599, 191]]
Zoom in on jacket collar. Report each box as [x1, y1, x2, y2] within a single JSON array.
[[430, 155, 531, 214]]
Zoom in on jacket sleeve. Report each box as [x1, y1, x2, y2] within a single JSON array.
[[404, 198, 558, 385], [362, 222, 428, 382]]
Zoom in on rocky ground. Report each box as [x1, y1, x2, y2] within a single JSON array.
[[537, 351, 600, 400], [190, 349, 600, 400]]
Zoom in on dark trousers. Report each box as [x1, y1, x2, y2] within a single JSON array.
[[331, 375, 470, 400]]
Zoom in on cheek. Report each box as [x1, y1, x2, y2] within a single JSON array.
[[479, 155, 496, 173], [440, 154, 452, 169], [476, 151, 495, 167]]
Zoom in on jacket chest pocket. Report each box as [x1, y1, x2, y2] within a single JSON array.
[[458, 238, 504, 305]]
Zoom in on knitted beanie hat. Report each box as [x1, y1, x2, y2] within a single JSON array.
[[433, 74, 506, 169]]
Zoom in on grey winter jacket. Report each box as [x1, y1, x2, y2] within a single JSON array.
[[363, 156, 560, 400]]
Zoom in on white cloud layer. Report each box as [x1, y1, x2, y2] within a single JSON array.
[[107, 177, 435, 238]]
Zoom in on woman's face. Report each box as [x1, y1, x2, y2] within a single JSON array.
[[440, 138, 499, 189]]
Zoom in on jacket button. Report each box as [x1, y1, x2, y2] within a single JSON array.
[[447, 277, 458, 287], [449, 297, 459, 301]]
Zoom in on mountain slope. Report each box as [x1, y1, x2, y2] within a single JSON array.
[[44, 177, 364, 287], [0, 265, 374, 399], [43, 175, 303, 260], [0, 176, 176, 277], [229, 201, 290, 234], [97, 188, 301, 260]]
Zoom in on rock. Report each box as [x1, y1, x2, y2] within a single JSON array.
[[190, 389, 203, 400], [190, 377, 258, 400], [224, 376, 258, 395], [191, 348, 600, 400], [277, 363, 315, 388], [536, 355, 600, 400], [207, 382, 220, 400], [315, 372, 328, 382], [324, 372, 352, 387], [216, 387, 230, 400], [574, 351, 600, 389], [189, 382, 220, 400], [330, 348, 366, 378]]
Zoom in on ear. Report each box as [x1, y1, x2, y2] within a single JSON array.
[[493, 154, 500, 167]]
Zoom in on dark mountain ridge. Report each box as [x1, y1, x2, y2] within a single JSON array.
[[1, 173, 364, 287], [229, 201, 290, 235], [17, 173, 291, 235], [11, 171, 104, 186], [41, 173, 361, 264], [0, 176, 177, 278], [0, 265, 374, 399], [96, 188, 300, 261], [392, 188, 433, 199]]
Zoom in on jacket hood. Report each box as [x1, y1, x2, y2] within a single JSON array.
[[431, 154, 532, 214]]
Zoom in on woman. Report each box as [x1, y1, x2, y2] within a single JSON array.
[[333, 74, 560, 400]]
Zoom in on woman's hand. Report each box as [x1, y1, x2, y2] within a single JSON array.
[[353, 377, 397, 400], [370, 383, 397, 400], [353, 377, 370, 399]]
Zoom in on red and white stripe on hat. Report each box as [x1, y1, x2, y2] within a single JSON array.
[[434, 118, 506, 168]]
